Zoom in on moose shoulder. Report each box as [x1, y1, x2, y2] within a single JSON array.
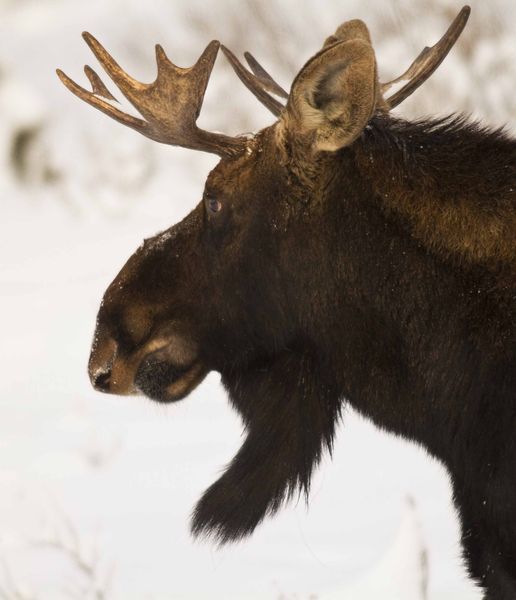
[[58, 6, 516, 598]]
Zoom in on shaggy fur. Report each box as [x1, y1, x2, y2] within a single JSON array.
[[358, 115, 516, 266], [89, 112, 515, 599], [192, 347, 341, 543], [59, 10, 513, 595]]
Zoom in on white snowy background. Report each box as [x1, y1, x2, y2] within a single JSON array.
[[1, 0, 514, 598]]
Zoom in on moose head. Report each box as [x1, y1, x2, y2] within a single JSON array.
[[57, 9, 470, 403], [58, 7, 516, 598]]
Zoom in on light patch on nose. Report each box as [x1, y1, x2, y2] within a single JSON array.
[[92, 364, 111, 382]]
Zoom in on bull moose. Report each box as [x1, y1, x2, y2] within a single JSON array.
[[57, 5, 516, 598]]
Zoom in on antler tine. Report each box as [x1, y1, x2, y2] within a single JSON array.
[[57, 68, 148, 132], [220, 45, 285, 117], [243, 52, 289, 99], [84, 65, 117, 101], [57, 34, 246, 158], [383, 5, 471, 109]]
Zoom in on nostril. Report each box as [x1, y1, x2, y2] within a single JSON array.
[[88, 333, 117, 393], [93, 369, 111, 392]]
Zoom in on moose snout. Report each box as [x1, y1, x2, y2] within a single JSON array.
[[91, 366, 112, 392], [88, 333, 118, 393]]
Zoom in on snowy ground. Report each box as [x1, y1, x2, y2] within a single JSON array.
[[1, 1, 514, 598]]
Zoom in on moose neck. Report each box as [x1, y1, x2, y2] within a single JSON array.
[[352, 115, 516, 267], [293, 116, 514, 462]]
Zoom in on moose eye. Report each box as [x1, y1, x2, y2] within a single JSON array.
[[206, 195, 222, 215]]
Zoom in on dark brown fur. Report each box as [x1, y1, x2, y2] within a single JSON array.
[[52, 6, 515, 594], [86, 112, 516, 598]]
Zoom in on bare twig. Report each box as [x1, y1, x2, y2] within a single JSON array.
[[33, 508, 113, 600], [0, 560, 36, 600]]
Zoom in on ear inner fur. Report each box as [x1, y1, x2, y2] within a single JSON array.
[[284, 39, 379, 153]]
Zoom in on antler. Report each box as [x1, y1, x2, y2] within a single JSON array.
[[58, 7, 471, 153], [222, 6, 470, 118], [220, 46, 287, 117], [382, 6, 471, 109], [57, 33, 246, 158]]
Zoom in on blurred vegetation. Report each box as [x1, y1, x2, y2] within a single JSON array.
[[0, 0, 514, 212]]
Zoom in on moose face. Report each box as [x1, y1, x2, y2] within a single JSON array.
[[88, 126, 300, 403]]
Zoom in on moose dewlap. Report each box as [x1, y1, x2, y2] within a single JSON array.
[[58, 6, 516, 599]]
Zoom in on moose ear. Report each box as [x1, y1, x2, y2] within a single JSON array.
[[286, 36, 379, 152]]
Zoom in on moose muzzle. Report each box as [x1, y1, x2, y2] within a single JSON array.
[[88, 326, 208, 403]]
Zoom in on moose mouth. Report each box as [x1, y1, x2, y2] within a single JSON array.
[[89, 332, 208, 403], [134, 354, 208, 403]]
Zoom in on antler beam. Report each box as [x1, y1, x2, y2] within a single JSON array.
[[382, 6, 471, 109]]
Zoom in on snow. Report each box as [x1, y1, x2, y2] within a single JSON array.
[[322, 498, 428, 600], [1, 0, 514, 598]]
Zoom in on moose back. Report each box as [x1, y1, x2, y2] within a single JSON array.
[[58, 6, 516, 599]]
